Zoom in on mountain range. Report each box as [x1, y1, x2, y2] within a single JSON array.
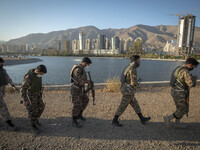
[[4, 25, 200, 49]]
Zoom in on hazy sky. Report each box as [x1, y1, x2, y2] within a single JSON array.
[[0, 0, 200, 41]]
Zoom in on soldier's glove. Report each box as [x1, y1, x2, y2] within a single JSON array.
[[23, 101, 30, 107], [21, 97, 30, 107], [191, 75, 198, 87]]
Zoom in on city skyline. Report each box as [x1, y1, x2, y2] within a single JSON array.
[[0, 0, 200, 41]]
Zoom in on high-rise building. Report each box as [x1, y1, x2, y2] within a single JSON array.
[[26, 44, 31, 52], [126, 37, 133, 51], [85, 39, 91, 50], [64, 40, 71, 53], [111, 36, 120, 50], [1, 45, 7, 52], [93, 39, 98, 50], [119, 38, 124, 53], [177, 14, 196, 55], [105, 37, 110, 50], [97, 34, 106, 50], [56, 40, 61, 51], [72, 39, 78, 51], [79, 32, 84, 50]]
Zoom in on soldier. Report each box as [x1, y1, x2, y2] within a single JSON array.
[[0, 57, 18, 130], [112, 55, 151, 127], [70, 57, 92, 128], [164, 58, 199, 128], [20, 64, 47, 133]]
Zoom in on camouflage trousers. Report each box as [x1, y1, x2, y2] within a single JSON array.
[[171, 89, 189, 119], [26, 93, 45, 126], [115, 85, 141, 117], [0, 86, 11, 121], [71, 86, 89, 117]]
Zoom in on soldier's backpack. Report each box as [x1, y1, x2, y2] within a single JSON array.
[[70, 65, 83, 83], [170, 66, 187, 87], [120, 65, 131, 84]]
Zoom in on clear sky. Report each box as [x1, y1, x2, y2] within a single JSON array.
[[0, 0, 200, 41]]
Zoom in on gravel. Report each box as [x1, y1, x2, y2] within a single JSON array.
[[0, 86, 200, 149]]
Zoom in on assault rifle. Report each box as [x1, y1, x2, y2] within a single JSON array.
[[138, 78, 142, 84], [85, 71, 95, 105]]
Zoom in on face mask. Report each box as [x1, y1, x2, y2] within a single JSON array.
[[134, 61, 140, 68], [188, 68, 194, 71], [37, 74, 42, 78], [0, 64, 3, 68]]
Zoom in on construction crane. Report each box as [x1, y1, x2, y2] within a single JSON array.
[[168, 8, 200, 18]]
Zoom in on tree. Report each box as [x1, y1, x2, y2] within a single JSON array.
[[129, 40, 143, 55]]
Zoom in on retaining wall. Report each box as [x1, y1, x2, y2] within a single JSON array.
[[27, 80, 200, 91]]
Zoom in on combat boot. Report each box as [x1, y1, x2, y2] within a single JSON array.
[[163, 115, 174, 127], [137, 113, 151, 125], [37, 121, 42, 127], [31, 125, 40, 134], [6, 120, 18, 131], [173, 119, 188, 129], [112, 115, 122, 127], [77, 110, 86, 121], [72, 117, 82, 128]]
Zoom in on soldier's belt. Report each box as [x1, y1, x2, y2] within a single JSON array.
[[71, 83, 84, 89], [124, 83, 134, 89]]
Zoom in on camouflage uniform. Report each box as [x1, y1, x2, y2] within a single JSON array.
[[171, 64, 195, 119], [0, 68, 14, 121], [115, 62, 141, 117], [20, 69, 45, 126], [70, 64, 89, 117]]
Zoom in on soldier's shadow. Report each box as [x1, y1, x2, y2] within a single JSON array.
[[1, 117, 200, 142]]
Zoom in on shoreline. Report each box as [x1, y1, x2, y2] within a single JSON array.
[[38, 55, 187, 61], [141, 58, 186, 61], [3, 57, 42, 66]]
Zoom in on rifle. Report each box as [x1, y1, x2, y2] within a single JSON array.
[[186, 90, 189, 117], [138, 78, 142, 84], [85, 71, 95, 105]]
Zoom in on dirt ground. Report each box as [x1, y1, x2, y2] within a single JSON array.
[[0, 86, 200, 150]]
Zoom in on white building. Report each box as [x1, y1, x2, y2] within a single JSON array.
[[163, 40, 177, 55]]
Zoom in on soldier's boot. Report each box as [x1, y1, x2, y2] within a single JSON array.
[[112, 115, 123, 127], [137, 113, 151, 125], [163, 115, 174, 127], [37, 121, 42, 127], [6, 120, 18, 131], [31, 125, 40, 134], [72, 117, 82, 128], [173, 119, 188, 129], [77, 110, 86, 121]]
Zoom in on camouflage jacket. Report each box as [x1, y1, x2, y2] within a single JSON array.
[[0, 68, 14, 87], [20, 73, 42, 102], [125, 62, 138, 88], [175, 64, 195, 90], [70, 64, 87, 87]]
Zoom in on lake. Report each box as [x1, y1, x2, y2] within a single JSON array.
[[4, 56, 199, 85]]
